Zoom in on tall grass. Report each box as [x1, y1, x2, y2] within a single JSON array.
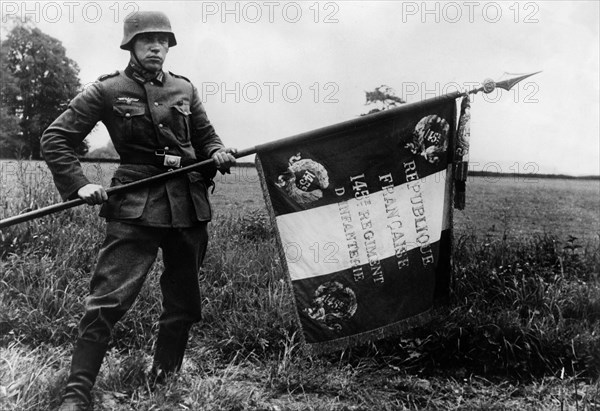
[[0, 161, 599, 410], [415, 233, 599, 378]]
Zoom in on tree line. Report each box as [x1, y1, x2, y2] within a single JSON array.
[[1, 19, 87, 159]]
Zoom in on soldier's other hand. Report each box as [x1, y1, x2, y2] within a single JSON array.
[[77, 184, 108, 205], [212, 148, 237, 171]]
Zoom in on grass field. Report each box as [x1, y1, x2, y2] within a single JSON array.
[[0, 160, 599, 410]]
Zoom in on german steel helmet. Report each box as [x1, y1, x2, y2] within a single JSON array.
[[120, 11, 177, 50]]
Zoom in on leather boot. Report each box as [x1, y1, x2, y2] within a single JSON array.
[[57, 339, 108, 411], [148, 326, 190, 387]]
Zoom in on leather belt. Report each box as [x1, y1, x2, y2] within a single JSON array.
[[120, 151, 196, 168]]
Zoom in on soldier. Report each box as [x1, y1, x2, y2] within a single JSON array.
[[40, 11, 237, 411]]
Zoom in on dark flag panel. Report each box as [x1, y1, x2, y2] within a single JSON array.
[[259, 101, 456, 217], [257, 96, 467, 352]]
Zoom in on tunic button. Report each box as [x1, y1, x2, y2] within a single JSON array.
[[154, 102, 159, 106], [125, 113, 131, 118], [158, 123, 163, 128], [164, 146, 169, 150]]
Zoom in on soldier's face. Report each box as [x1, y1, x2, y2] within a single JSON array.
[[132, 33, 170, 72]]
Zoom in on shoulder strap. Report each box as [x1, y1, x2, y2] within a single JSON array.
[[169, 71, 191, 83]]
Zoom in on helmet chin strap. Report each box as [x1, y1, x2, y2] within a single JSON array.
[[132, 49, 146, 69]]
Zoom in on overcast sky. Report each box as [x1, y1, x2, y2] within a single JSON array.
[[3, 1, 599, 175]]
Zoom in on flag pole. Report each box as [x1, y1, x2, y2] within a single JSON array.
[[0, 71, 541, 229], [0, 150, 257, 229]]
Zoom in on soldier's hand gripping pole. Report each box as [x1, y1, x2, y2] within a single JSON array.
[[0, 147, 257, 230]]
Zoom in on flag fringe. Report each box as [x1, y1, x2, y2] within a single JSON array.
[[302, 308, 440, 356]]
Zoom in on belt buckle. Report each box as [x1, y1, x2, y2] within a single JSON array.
[[163, 154, 181, 168], [155, 150, 181, 168]]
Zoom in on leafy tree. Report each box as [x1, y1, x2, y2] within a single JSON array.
[[361, 85, 405, 116], [0, 43, 23, 157], [1, 22, 87, 159]]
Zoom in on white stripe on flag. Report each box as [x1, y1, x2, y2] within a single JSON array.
[[276, 169, 450, 281]]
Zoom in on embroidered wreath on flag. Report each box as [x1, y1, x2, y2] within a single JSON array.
[[305, 281, 358, 332], [275, 153, 329, 205], [405, 114, 450, 164]]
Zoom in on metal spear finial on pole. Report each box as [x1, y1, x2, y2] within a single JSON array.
[[469, 71, 543, 95], [0, 71, 542, 230]]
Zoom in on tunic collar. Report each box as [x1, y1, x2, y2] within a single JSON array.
[[125, 60, 165, 85]]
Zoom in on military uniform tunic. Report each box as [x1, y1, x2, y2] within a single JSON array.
[[41, 65, 224, 345], [42, 65, 224, 227]]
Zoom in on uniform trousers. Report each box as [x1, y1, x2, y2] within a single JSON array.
[[78, 221, 208, 345]]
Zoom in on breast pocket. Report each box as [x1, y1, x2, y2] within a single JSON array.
[[113, 102, 146, 140], [171, 102, 191, 144]]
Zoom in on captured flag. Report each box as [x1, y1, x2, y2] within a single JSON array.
[[257, 96, 466, 352]]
